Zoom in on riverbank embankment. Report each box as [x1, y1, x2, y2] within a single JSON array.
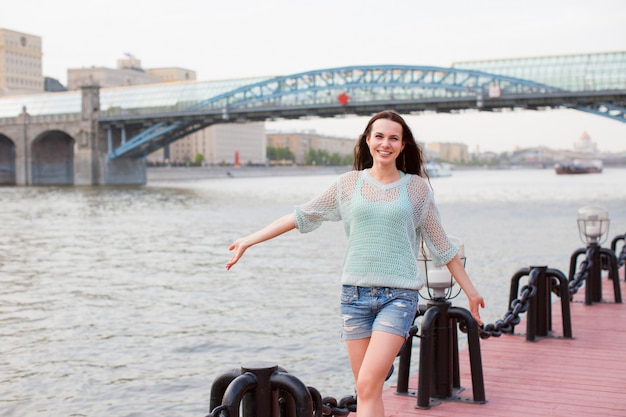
[[147, 165, 351, 182]]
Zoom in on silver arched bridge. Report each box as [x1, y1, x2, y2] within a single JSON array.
[[100, 65, 626, 160]]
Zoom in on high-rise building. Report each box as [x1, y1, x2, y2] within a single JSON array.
[[0, 28, 44, 96]]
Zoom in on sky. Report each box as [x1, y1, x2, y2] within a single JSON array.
[[2, 0, 626, 153]]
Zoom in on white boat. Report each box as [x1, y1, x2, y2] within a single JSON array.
[[426, 162, 453, 177]]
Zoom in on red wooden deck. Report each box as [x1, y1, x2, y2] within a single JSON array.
[[382, 272, 626, 417]]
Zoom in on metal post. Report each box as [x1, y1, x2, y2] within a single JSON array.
[[610, 234, 625, 281], [240, 362, 276, 417], [546, 268, 573, 338], [417, 307, 439, 409], [587, 244, 602, 305], [431, 300, 452, 399], [449, 307, 486, 404], [396, 324, 418, 395], [600, 247, 622, 303], [527, 266, 550, 341]]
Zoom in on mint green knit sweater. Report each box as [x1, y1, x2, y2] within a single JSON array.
[[294, 169, 458, 290]]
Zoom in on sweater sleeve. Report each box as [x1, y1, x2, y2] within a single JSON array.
[[411, 178, 458, 267], [294, 179, 342, 233]]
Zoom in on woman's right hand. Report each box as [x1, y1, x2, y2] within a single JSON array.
[[225, 213, 297, 270], [226, 238, 249, 270]]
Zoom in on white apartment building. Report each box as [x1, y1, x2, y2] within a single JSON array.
[[0, 28, 44, 96]]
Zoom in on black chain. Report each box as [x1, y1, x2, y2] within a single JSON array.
[[205, 392, 357, 417], [565, 256, 590, 297], [460, 271, 538, 339], [470, 245, 609, 340], [320, 395, 357, 416]]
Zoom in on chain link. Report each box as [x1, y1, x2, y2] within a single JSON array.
[[566, 257, 590, 297], [205, 392, 357, 417], [462, 272, 537, 339], [320, 395, 357, 416]]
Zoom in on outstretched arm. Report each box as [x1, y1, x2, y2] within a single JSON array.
[[447, 254, 485, 325], [226, 213, 296, 270]]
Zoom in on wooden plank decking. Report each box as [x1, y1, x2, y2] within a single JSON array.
[[382, 272, 626, 417]]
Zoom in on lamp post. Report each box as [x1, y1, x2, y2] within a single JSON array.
[[570, 206, 622, 305], [396, 237, 486, 409]]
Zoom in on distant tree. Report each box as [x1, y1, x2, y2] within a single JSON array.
[[328, 153, 342, 166], [194, 152, 205, 166], [267, 146, 295, 162], [306, 148, 352, 166]]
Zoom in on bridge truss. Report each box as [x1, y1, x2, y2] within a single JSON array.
[[100, 65, 626, 160]]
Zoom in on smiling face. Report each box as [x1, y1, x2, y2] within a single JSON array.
[[366, 118, 405, 168]]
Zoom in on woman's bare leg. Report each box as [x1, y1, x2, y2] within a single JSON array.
[[346, 331, 406, 417]]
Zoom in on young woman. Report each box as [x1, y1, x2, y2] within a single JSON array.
[[226, 110, 485, 417]]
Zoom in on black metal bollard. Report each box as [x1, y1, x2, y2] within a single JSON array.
[[569, 243, 622, 305], [207, 361, 314, 417], [508, 266, 572, 341], [409, 298, 486, 409]]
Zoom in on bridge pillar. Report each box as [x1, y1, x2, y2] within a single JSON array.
[[75, 85, 146, 185], [14, 107, 30, 185], [72, 85, 100, 185], [83, 85, 146, 185]]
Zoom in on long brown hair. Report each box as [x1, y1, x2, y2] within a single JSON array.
[[353, 110, 428, 177]]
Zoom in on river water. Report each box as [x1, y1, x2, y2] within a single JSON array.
[[1, 167, 624, 417]]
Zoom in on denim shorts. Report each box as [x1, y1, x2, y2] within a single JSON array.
[[340, 285, 419, 340]]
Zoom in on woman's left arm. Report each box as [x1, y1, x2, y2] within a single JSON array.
[[447, 254, 485, 325]]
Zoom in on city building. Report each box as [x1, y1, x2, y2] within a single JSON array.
[[0, 28, 44, 96], [266, 131, 355, 165], [426, 142, 469, 163], [573, 131, 598, 155], [66, 55, 265, 165], [153, 122, 266, 166], [146, 67, 196, 82], [67, 55, 173, 90]]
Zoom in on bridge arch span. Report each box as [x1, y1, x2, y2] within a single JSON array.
[[192, 65, 559, 115], [31, 130, 75, 185], [0, 134, 16, 185]]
